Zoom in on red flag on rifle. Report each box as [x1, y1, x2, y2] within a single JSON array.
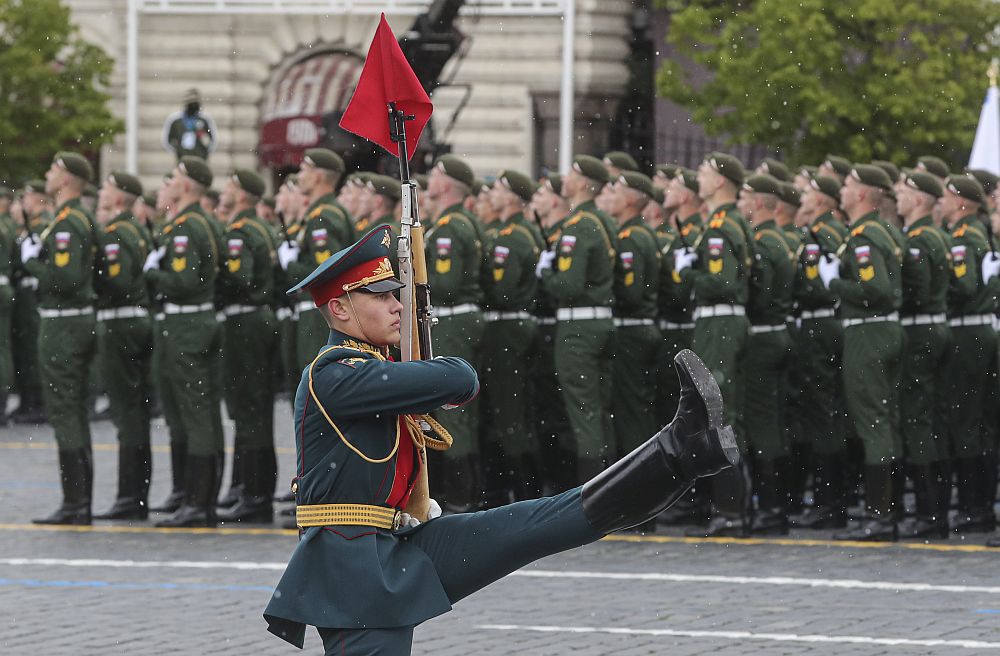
[[339, 13, 433, 160]]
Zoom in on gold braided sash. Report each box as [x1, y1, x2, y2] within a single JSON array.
[[296, 503, 400, 530]]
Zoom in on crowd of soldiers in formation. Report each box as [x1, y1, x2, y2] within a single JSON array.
[[2, 145, 1000, 545]]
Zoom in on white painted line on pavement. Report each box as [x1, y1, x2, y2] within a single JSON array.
[[478, 624, 1000, 649], [2, 559, 999, 596]]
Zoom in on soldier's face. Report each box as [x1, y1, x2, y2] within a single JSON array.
[[44, 162, 62, 196], [333, 291, 403, 346], [157, 180, 176, 213], [793, 173, 812, 193], [696, 163, 722, 200], [219, 179, 239, 210]]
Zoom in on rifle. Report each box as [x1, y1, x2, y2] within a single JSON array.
[[673, 215, 689, 248], [390, 102, 437, 520]]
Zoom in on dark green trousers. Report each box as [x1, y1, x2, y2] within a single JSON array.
[[612, 323, 662, 457], [278, 310, 299, 393], [743, 329, 792, 463], [97, 315, 153, 447], [900, 324, 950, 465], [431, 312, 484, 458], [223, 308, 279, 450], [12, 284, 42, 403], [296, 307, 328, 372], [795, 317, 846, 456], [942, 325, 997, 457], [158, 311, 223, 457], [655, 326, 693, 424], [0, 284, 12, 392], [480, 318, 538, 460], [38, 314, 97, 450], [554, 318, 614, 475], [842, 322, 904, 465], [533, 322, 572, 487], [691, 314, 748, 442]]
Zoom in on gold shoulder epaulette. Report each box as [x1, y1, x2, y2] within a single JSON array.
[[566, 214, 582, 227], [619, 227, 633, 239], [105, 224, 118, 234], [712, 210, 726, 220], [437, 215, 452, 227], [909, 226, 925, 237], [176, 216, 188, 226], [499, 226, 514, 236], [954, 225, 967, 238], [232, 219, 246, 229], [851, 225, 866, 237], [163, 225, 174, 235]]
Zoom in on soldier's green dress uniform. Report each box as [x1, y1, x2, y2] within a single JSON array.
[[899, 186, 952, 537], [540, 190, 618, 481], [147, 163, 225, 526], [11, 198, 50, 422], [277, 217, 303, 395], [25, 155, 99, 524], [424, 193, 486, 511], [612, 211, 661, 458], [0, 204, 15, 417], [943, 200, 999, 533], [218, 197, 280, 522], [93, 183, 155, 520], [829, 168, 905, 540], [790, 204, 851, 528], [264, 225, 740, 656]]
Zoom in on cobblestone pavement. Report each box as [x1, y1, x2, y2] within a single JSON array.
[[2, 401, 1000, 655]]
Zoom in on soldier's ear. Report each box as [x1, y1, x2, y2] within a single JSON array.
[[326, 297, 352, 323]]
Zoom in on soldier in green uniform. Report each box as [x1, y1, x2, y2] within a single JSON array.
[[818, 165, 905, 541], [214, 169, 281, 523], [656, 168, 711, 525], [755, 157, 791, 183], [480, 170, 544, 502], [736, 175, 796, 534], [789, 175, 852, 529], [145, 156, 225, 528], [529, 175, 575, 493], [422, 155, 487, 511], [538, 155, 619, 482], [23, 153, 99, 525], [676, 153, 754, 537], [603, 151, 640, 177], [0, 187, 14, 424], [279, 149, 355, 373], [606, 172, 661, 462], [92, 172, 155, 520], [893, 170, 953, 539], [364, 175, 402, 237], [9, 180, 51, 424], [939, 174, 999, 534], [263, 225, 738, 655], [819, 155, 852, 184]]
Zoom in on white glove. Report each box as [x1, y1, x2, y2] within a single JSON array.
[[818, 254, 841, 289], [143, 246, 166, 272], [396, 499, 443, 530], [535, 249, 556, 278], [427, 498, 442, 520], [20, 235, 42, 263], [982, 252, 1000, 284], [673, 247, 698, 273], [278, 241, 300, 271]]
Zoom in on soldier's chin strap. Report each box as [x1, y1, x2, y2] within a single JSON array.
[[343, 290, 386, 358]]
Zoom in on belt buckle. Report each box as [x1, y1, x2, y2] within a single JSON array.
[[392, 510, 401, 531]]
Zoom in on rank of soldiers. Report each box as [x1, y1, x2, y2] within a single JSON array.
[[2, 146, 999, 546]]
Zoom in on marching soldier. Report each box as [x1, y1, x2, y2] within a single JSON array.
[[423, 155, 487, 511], [916, 156, 950, 183], [216, 169, 280, 523], [738, 175, 796, 535], [144, 156, 225, 528], [0, 187, 14, 425], [9, 180, 51, 424], [676, 153, 754, 537], [538, 155, 619, 482], [939, 174, 999, 534], [606, 172, 662, 463], [818, 155, 852, 183], [603, 151, 640, 176], [278, 148, 355, 372], [476, 180, 501, 244], [789, 175, 851, 529], [365, 175, 402, 238], [481, 170, 543, 502], [92, 172, 155, 521], [755, 157, 792, 183], [895, 170, 952, 539], [528, 175, 574, 493], [24, 152, 99, 525], [818, 165, 905, 541], [350, 174, 376, 234]]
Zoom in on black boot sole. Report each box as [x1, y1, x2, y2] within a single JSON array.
[[674, 349, 740, 471]]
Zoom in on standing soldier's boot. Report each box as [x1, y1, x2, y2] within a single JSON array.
[[440, 455, 485, 514], [11, 390, 46, 424], [219, 449, 274, 523], [95, 445, 152, 520], [687, 464, 751, 538], [750, 460, 789, 535], [582, 350, 739, 534], [151, 443, 187, 513], [952, 457, 996, 533], [217, 445, 246, 509], [0, 391, 8, 427], [790, 453, 848, 529], [899, 463, 949, 539], [33, 448, 93, 525], [833, 464, 898, 541], [156, 454, 219, 528]]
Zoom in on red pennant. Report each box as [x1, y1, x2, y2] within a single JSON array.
[[339, 13, 433, 160]]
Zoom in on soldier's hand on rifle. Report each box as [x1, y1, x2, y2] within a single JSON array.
[[143, 245, 167, 272], [673, 247, 698, 273], [427, 498, 442, 520], [818, 253, 841, 289], [535, 249, 556, 278], [19, 234, 41, 263], [278, 241, 300, 271], [982, 252, 1000, 284]]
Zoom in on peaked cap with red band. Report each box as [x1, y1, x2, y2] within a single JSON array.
[[286, 225, 403, 306]]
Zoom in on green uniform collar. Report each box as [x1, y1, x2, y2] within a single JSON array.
[[231, 208, 256, 224], [326, 329, 389, 358], [853, 211, 881, 228], [951, 214, 981, 231], [709, 202, 737, 217], [570, 199, 599, 216], [754, 219, 778, 233], [306, 192, 339, 216], [622, 215, 646, 230], [55, 196, 85, 216], [680, 213, 702, 227], [906, 215, 934, 232], [110, 211, 134, 226], [174, 201, 204, 221], [434, 202, 466, 223], [505, 211, 526, 226]]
